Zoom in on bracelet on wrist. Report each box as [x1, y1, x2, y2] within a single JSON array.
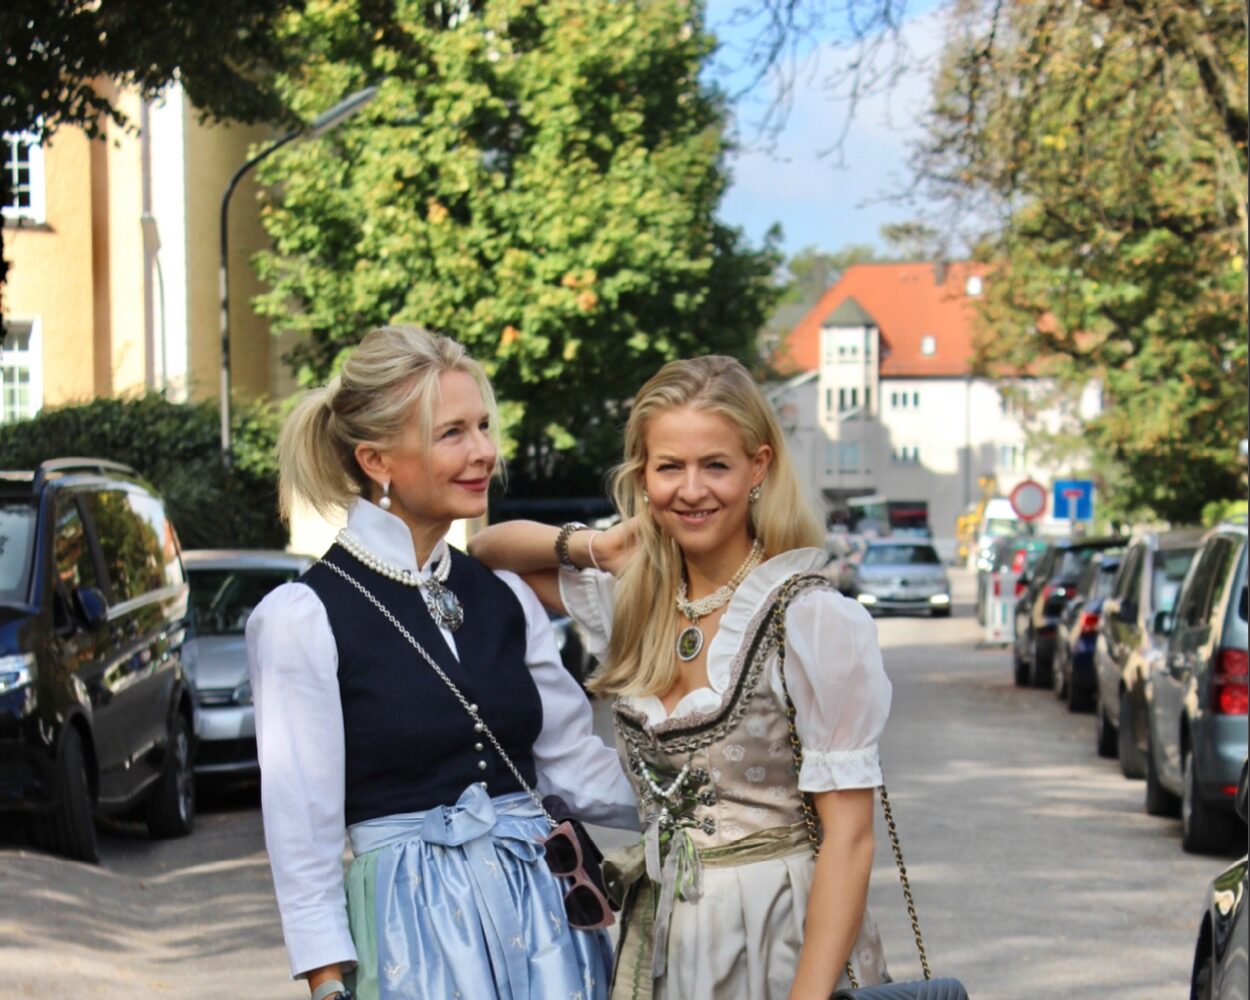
[[554, 521, 588, 569], [586, 530, 602, 571]]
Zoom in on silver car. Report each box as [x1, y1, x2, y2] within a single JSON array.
[[183, 549, 313, 776], [1146, 521, 1249, 853], [852, 538, 952, 617]]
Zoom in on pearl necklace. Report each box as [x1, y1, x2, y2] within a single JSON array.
[[335, 528, 463, 631], [674, 539, 764, 662]]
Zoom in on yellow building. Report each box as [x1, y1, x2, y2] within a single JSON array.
[[2, 81, 299, 419]]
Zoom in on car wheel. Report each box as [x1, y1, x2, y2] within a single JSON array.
[[144, 713, 196, 839], [1145, 732, 1181, 818], [1013, 644, 1030, 687], [1031, 637, 1053, 689], [1053, 646, 1068, 700], [1117, 690, 1147, 779], [1094, 689, 1118, 759], [1191, 946, 1214, 1000], [1181, 750, 1237, 854], [30, 725, 98, 864]]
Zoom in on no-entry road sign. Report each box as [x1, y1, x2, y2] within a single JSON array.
[[1010, 480, 1047, 521]]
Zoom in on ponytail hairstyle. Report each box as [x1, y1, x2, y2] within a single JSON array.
[[587, 356, 824, 699], [277, 325, 501, 523]]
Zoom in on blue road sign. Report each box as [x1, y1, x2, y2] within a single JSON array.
[[1053, 479, 1095, 521]]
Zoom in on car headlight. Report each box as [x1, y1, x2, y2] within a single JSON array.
[[857, 593, 878, 605], [0, 653, 35, 694], [929, 593, 951, 605], [231, 680, 253, 706]]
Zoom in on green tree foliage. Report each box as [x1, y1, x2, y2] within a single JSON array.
[[918, 0, 1248, 524], [0, 396, 286, 549], [253, 0, 780, 495], [0, 0, 303, 301]]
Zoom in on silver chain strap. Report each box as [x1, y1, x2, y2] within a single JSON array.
[[321, 558, 557, 829]]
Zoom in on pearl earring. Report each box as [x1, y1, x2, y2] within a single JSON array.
[[379, 481, 392, 511], [748, 485, 762, 504], [641, 490, 650, 506]]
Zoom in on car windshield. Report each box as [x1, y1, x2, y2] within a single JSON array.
[[1151, 547, 1197, 613], [189, 566, 301, 636], [863, 544, 941, 566], [983, 518, 1019, 539], [1056, 547, 1118, 580], [0, 502, 36, 605], [1093, 561, 1121, 599]]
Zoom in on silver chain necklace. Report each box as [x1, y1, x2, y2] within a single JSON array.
[[674, 539, 764, 662], [335, 528, 464, 631]]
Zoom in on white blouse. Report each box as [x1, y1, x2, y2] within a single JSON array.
[[247, 501, 639, 978], [559, 547, 892, 793]]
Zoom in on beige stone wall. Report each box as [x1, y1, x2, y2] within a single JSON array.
[[5, 128, 98, 407], [182, 109, 277, 404]]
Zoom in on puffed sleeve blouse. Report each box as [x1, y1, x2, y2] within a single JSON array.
[[559, 546, 892, 792], [247, 501, 638, 978]]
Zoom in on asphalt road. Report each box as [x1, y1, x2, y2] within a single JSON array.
[[1, 568, 1239, 998]]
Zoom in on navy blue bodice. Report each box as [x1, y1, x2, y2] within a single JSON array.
[[302, 546, 543, 826]]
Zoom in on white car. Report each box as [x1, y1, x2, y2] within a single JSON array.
[[183, 550, 313, 776]]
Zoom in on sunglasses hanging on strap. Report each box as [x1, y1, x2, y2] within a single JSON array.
[[321, 559, 615, 931], [772, 578, 970, 1000]]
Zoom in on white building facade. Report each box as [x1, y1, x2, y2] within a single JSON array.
[[770, 263, 1101, 557]]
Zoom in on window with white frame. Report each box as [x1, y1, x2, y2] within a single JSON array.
[[838, 386, 859, 414], [920, 335, 936, 356], [997, 443, 1027, 472], [0, 322, 41, 423], [890, 389, 921, 410], [2, 133, 46, 224], [891, 445, 920, 465], [838, 441, 861, 472]]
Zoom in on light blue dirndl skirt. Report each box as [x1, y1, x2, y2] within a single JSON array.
[[344, 784, 613, 1000]]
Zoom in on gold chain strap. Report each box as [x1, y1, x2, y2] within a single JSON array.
[[771, 576, 931, 988]]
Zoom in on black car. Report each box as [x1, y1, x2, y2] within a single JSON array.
[[1188, 760, 1247, 998], [1012, 536, 1124, 689], [0, 459, 195, 862], [1053, 552, 1121, 712]]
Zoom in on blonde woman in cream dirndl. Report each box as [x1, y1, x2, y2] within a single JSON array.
[[469, 355, 893, 1000]]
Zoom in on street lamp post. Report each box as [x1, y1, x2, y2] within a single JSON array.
[[218, 86, 378, 469]]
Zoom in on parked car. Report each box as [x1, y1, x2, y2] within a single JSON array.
[[977, 535, 1049, 625], [971, 497, 1026, 572], [183, 550, 313, 777], [823, 532, 866, 595], [851, 538, 951, 617], [548, 610, 594, 688], [1053, 551, 1121, 712], [1188, 759, 1247, 999], [1093, 528, 1203, 773], [0, 458, 195, 862], [1012, 536, 1124, 688], [1145, 520, 1248, 853]]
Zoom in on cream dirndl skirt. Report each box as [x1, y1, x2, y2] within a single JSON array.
[[611, 835, 890, 1000], [344, 784, 613, 1000]]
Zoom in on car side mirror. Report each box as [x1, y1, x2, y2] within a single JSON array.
[[1237, 760, 1248, 825], [73, 586, 109, 630], [1153, 609, 1174, 636]]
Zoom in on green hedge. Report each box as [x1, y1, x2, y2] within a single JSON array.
[[0, 394, 286, 550]]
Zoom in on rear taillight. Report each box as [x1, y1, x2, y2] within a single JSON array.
[[1043, 583, 1069, 601], [1014, 579, 1026, 596], [1212, 647, 1249, 715], [992, 577, 1002, 597], [1010, 549, 1027, 574], [1079, 611, 1100, 635]]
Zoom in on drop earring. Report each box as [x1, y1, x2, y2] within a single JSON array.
[[379, 481, 392, 511], [748, 485, 762, 504], [641, 490, 650, 506]]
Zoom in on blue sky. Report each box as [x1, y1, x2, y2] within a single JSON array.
[[705, 0, 947, 258]]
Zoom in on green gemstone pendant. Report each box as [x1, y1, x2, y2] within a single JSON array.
[[676, 625, 704, 662]]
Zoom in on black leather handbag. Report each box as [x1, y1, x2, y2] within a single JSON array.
[[773, 575, 971, 1000]]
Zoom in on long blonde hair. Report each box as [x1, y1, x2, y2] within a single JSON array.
[[588, 356, 823, 698], [277, 325, 501, 522]]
